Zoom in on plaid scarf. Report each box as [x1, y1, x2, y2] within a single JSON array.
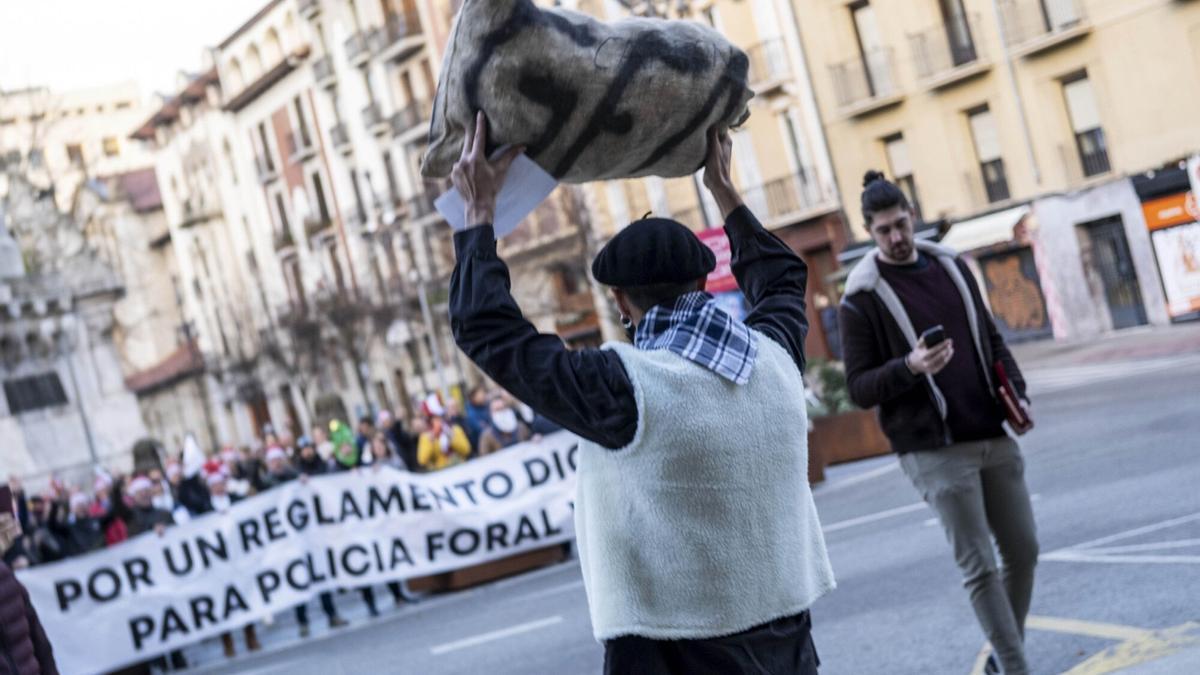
[[634, 291, 758, 385]]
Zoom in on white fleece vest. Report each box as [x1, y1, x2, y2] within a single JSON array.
[[574, 332, 836, 641]]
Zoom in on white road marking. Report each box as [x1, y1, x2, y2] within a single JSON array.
[[814, 461, 899, 495], [1043, 512, 1200, 565], [1083, 537, 1200, 555], [1042, 551, 1200, 565], [430, 616, 564, 656], [823, 502, 928, 533], [1061, 512, 1200, 551]]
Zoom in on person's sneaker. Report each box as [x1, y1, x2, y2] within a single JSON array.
[[299, 623, 310, 639], [984, 654, 1001, 675], [330, 616, 350, 629]]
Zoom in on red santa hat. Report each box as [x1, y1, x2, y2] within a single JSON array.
[[265, 446, 287, 463], [421, 393, 445, 419]]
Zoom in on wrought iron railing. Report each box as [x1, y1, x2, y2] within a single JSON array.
[[830, 48, 900, 109]]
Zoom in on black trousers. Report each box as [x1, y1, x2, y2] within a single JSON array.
[[294, 591, 338, 625], [604, 611, 819, 675]]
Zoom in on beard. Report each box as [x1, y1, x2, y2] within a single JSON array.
[[889, 242, 913, 261]]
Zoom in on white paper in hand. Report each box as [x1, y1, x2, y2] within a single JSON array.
[[434, 151, 558, 239]]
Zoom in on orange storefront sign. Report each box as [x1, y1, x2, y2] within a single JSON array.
[[1142, 192, 1199, 231]]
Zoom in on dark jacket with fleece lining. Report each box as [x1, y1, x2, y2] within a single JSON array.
[[838, 239, 1027, 453]]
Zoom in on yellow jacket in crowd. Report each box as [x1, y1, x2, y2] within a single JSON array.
[[417, 423, 471, 471]]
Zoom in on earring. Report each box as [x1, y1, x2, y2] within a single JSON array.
[[620, 315, 633, 329]]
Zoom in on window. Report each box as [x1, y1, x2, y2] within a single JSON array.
[[257, 122, 275, 171], [884, 133, 922, 219], [293, 96, 311, 146], [274, 193, 291, 233], [116, 101, 132, 110], [382, 151, 401, 206], [350, 169, 367, 224], [223, 139, 239, 185], [938, 0, 976, 66], [851, 1, 892, 96], [312, 171, 331, 223], [967, 106, 1009, 203], [329, 242, 347, 291], [102, 137, 120, 157], [285, 259, 306, 310], [5, 372, 69, 414], [1062, 72, 1110, 178], [781, 111, 810, 183], [66, 143, 84, 166], [361, 67, 376, 105]]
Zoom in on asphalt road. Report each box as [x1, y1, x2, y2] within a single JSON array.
[[182, 347, 1200, 675]]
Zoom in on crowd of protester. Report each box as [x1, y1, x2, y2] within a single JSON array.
[[1, 386, 560, 669]]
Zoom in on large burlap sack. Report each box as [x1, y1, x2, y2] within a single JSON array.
[[421, 0, 753, 184]]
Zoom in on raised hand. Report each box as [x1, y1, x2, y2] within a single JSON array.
[[702, 126, 742, 218], [450, 111, 524, 227]]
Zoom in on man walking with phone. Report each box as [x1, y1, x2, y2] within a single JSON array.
[[839, 172, 1038, 675]]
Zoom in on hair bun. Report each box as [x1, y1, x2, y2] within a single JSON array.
[[863, 170, 887, 188]]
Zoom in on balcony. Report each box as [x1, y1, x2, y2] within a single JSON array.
[[179, 195, 219, 228], [344, 31, 372, 67], [255, 157, 278, 184], [964, 161, 1014, 207], [1061, 128, 1112, 184], [742, 172, 836, 227], [298, 0, 320, 18], [998, 0, 1091, 58], [304, 214, 333, 238], [287, 130, 317, 163], [746, 39, 791, 94], [362, 102, 388, 136], [389, 99, 432, 138], [909, 15, 991, 91], [313, 55, 335, 88], [274, 227, 296, 253], [379, 12, 424, 62], [330, 122, 352, 155], [830, 49, 903, 118]]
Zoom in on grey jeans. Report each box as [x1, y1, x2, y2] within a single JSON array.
[[900, 436, 1039, 675]]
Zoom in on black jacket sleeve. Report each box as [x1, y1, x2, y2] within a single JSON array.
[[839, 295, 922, 409], [450, 225, 638, 450], [725, 206, 810, 372], [957, 259, 1027, 401]]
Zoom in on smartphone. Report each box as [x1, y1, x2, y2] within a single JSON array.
[[920, 325, 946, 348], [0, 485, 12, 516]]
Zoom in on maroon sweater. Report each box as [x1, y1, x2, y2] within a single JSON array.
[[0, 561, 58, 675], [878, 254, 1004, 442]]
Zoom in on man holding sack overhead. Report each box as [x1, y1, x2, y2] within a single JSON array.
[[448, 112, 835, 674]]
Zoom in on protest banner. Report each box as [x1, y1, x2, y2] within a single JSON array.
[[18, 433, 579, 675]]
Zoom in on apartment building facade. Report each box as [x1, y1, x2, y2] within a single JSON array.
[[792, 0, 1200, 340]]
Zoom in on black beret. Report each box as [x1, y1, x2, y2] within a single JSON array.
[[591, 217, 716, 287]]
